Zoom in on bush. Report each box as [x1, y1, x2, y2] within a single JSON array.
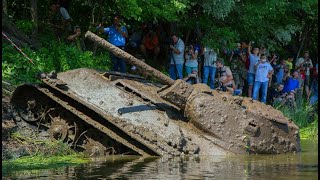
[[2, 33, 112, 85]]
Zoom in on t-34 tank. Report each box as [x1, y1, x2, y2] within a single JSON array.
[[10, 31, 301, 157]]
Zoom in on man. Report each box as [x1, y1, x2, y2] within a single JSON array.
[[229, 49, 245, 91], [267, 83, 285, 105], [295, 51, 313, 99], [140, 30, 160, 61], [252, 54, 274, 103], [216, 58, 233, 91], [283, 70, 300, 93], [49, 2, 72, 40], [169, 33, 185, 80], [67, 25, 86, 51], [98, 15, 128, 73], [247, 41, 260, 98], [202, 46, 217, 89]]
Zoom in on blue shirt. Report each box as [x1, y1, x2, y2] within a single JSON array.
[[283, 78, 299, 93], [276, 66, 284, 84], [103, 25, 127, 47], [248, 54, 259, 74]]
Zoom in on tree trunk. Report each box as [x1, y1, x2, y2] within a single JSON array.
[[85, 31, 175, 85], [2, 0, 7, 14], [2, 10, 38, 49], [30, 0, 38, 42]]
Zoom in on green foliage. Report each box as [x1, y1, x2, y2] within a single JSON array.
[[201, 0, 235, 20], [276, 100, 315, 128], [300, 115, 318, 140], [3, 154, 88, 171], [15, 20, 34, 35], [2, 34, 111, 85]]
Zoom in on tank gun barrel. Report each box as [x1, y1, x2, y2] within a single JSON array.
[[85, 31, 175, 86]]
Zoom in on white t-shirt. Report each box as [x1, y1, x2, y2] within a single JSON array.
[[255, 62, 273, 82], [203, 47, 217, 67], [295, 57, 313, 76]]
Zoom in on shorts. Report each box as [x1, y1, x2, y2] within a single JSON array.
[[247, 73, 255, 86]]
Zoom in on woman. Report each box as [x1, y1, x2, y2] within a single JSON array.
[[184, 45, 198, 75]]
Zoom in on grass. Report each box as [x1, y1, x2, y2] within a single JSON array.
[[300, 116, 318, 140], [3, 132, 89, 172], [275, 98, 318, 140], [2, 153, 88, 171]]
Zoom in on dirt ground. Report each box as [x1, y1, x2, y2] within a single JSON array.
[[2, 94, 43, 160]]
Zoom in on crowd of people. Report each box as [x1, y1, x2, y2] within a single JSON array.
[[49, 1, 318, 109]]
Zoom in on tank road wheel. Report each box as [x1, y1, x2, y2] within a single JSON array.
[[47, 116, 77, 145], [15, 98, 44, 122], [83, 138, 107, 157]]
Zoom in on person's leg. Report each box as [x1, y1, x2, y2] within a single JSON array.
[[140, 44, 147, 57], [209, 67, 216, 89], [169, 65, 176, 80], [202, 66, 209, 84], [305, 75, 310, 99], [176, 64, 184, 79], [252, 81, 261, 100], [109, 53, 118, 71], [185, 66, 192, 75], [247, 73, 254, 98], [118, 57, 127, 73], [260, 81, 269, 103], [154, 46, 160, 57]]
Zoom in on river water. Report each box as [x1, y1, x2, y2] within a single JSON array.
[[3, 140, 318, 179]]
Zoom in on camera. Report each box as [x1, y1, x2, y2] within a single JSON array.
[[303, 62, 311, 67]]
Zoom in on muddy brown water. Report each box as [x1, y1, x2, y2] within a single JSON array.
[[3, 139, 317, 179]]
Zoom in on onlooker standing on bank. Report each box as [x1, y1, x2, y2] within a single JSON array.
[[98, 15, 128, 73], [202, 46, 217, 89], [247, 41, 260, 97], [295, 51, 313, 99], [184, 45, 199, 75], [169, 34, 185, 80], [252, 54, 274, 103]]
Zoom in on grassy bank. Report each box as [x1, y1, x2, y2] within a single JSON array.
[[3, 132, 89, 171], [276, 100, 318, 140]]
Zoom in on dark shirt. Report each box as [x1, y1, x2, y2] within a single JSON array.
[[267, 88, 284, 104]]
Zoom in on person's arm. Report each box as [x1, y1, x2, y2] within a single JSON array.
[[248, 41, 252, 55], [222, 67, 233, 85], [116, 26, 128, 38], [267, 70, 274, 79], [170, 40, 183, 55], [229, 51, 234, 62], [191, 49, 198, 60], [66, 31, 80, 41]]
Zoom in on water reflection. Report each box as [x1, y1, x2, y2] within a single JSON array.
[[3, 140, 318, 179]]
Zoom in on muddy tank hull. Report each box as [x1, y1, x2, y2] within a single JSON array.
[[11, 68, 234, 156], [159, 80, 301, 154]]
